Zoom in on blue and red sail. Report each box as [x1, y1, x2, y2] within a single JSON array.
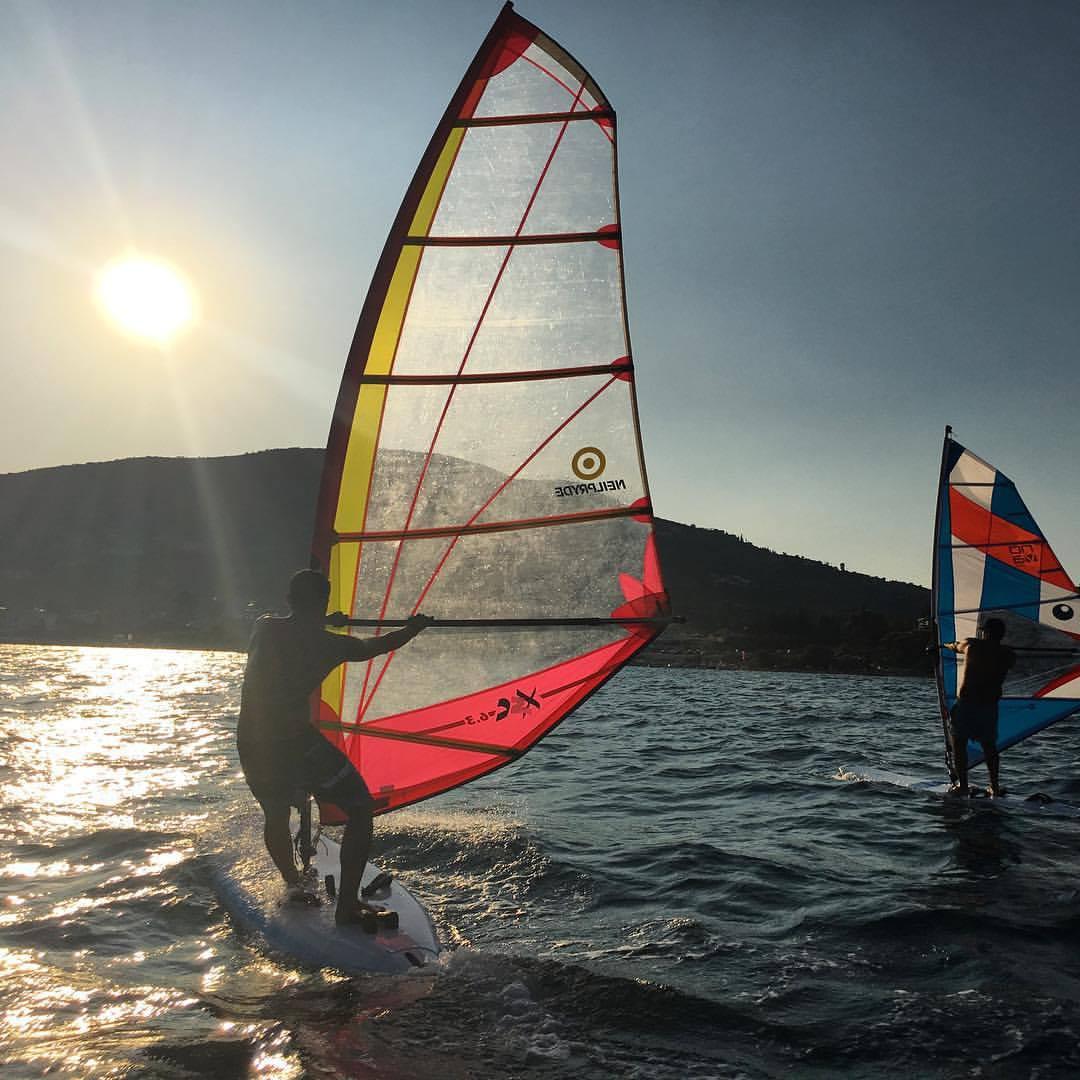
[[934, 430, 1080, 768]]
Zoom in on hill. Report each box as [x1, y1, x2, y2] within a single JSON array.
[[0, 449, 931, 672]]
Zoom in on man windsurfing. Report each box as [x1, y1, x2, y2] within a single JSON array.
[[238, 569, 431, 924], [942, 617, 1016, 798]]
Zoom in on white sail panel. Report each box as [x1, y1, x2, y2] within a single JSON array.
[[427, 120, 615, 237], [392, 242, 627, 376], [471, 36, 604, 119]]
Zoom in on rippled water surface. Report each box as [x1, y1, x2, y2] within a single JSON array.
[[3, 643, 1080, 1078]]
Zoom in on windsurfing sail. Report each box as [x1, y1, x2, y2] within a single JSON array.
[[934, 427, 1080, 770], [309, 2, 670, 815]]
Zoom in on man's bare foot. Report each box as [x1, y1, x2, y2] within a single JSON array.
[[948, 783, 970, 797], [988, 786, 1005, 798]]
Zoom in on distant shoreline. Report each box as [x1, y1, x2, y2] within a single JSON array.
[[0, 633, 929, 679]]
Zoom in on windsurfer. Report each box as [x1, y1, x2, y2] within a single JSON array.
[[942, 617, 1016, 798], [237, 569, 431, 924]]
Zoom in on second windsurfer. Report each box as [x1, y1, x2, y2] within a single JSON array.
[[942, 617, 1016, 798]]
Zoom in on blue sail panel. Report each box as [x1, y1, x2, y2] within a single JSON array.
[[967, 696, 1080, 769], [979, 557, 1041, 623]]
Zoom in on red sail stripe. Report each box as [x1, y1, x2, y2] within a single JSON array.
[[949, 487, 1075, 591], [1035, 664, 1080, 698]]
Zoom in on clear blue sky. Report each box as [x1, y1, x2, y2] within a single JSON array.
[[4, 0, 1079, 586]]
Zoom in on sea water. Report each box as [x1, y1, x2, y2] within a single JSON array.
[[2, 643, 1080, 1079]]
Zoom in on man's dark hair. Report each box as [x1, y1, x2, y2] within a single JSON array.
[[982, 617, 1006, 641], [288, 569, 331, 615]]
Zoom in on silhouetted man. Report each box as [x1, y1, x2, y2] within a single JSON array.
[[943, 617, 1015, 798], [238, 569, 430, 924]]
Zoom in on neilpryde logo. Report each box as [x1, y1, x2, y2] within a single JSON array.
[[555, 446, 627, 498], [571, 446, 606, 481]]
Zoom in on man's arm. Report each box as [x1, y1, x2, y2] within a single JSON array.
[[942, 641, 969, 654], [330, 614, 433, 662]]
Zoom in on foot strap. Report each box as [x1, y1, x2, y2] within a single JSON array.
[[361, 870, 394, 898], [336, 902, 400, 933]]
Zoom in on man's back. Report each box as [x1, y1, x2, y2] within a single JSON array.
[[958, 638, 1016, 703], [238, 615, 353, 745]]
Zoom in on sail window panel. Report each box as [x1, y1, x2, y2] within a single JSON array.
[[473, 57, 569, 118], [361, 375, 641, 532], [361, 447, 506, 535], [519, 40, 602, 111], [391, 245, 505, 376], [341, 620, 621, 725], [514, 118, 615, 237], [393, 242, 626, 376], [470, 382, 645, 525], [426, 123, 614, 238], [362, 640, 631, 742], [337, 522, 646, 722], [347, 517, 647, 623], [429, 125, 558, 237], [472, 46, 599, 119]]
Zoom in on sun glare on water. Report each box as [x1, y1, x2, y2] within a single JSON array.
[[95, 255, 198, 345]]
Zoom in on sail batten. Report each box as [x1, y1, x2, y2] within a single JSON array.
[[456, 109, 615, 128], [357, 361, 632, 386], [934, 429, 1080, 772], [403, 231, 620, 247], [310, 3, 669, 815]]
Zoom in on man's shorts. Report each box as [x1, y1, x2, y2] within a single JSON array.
[[949, 699, 999, 748], [238, 731, 372, 818]]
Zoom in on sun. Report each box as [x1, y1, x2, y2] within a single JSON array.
[[95, 255, 198, 345]]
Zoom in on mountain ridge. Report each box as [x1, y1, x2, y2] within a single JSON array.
[[0, 449, 930, 671]]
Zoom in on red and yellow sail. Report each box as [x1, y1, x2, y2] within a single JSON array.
[[311, 3, 669, 814]]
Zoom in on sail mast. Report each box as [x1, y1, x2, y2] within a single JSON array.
[[931, 424, 954, 779], [311, 3, 521, 573]]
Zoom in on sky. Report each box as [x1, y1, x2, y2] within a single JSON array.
[[3, 0, 1080, 587]]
